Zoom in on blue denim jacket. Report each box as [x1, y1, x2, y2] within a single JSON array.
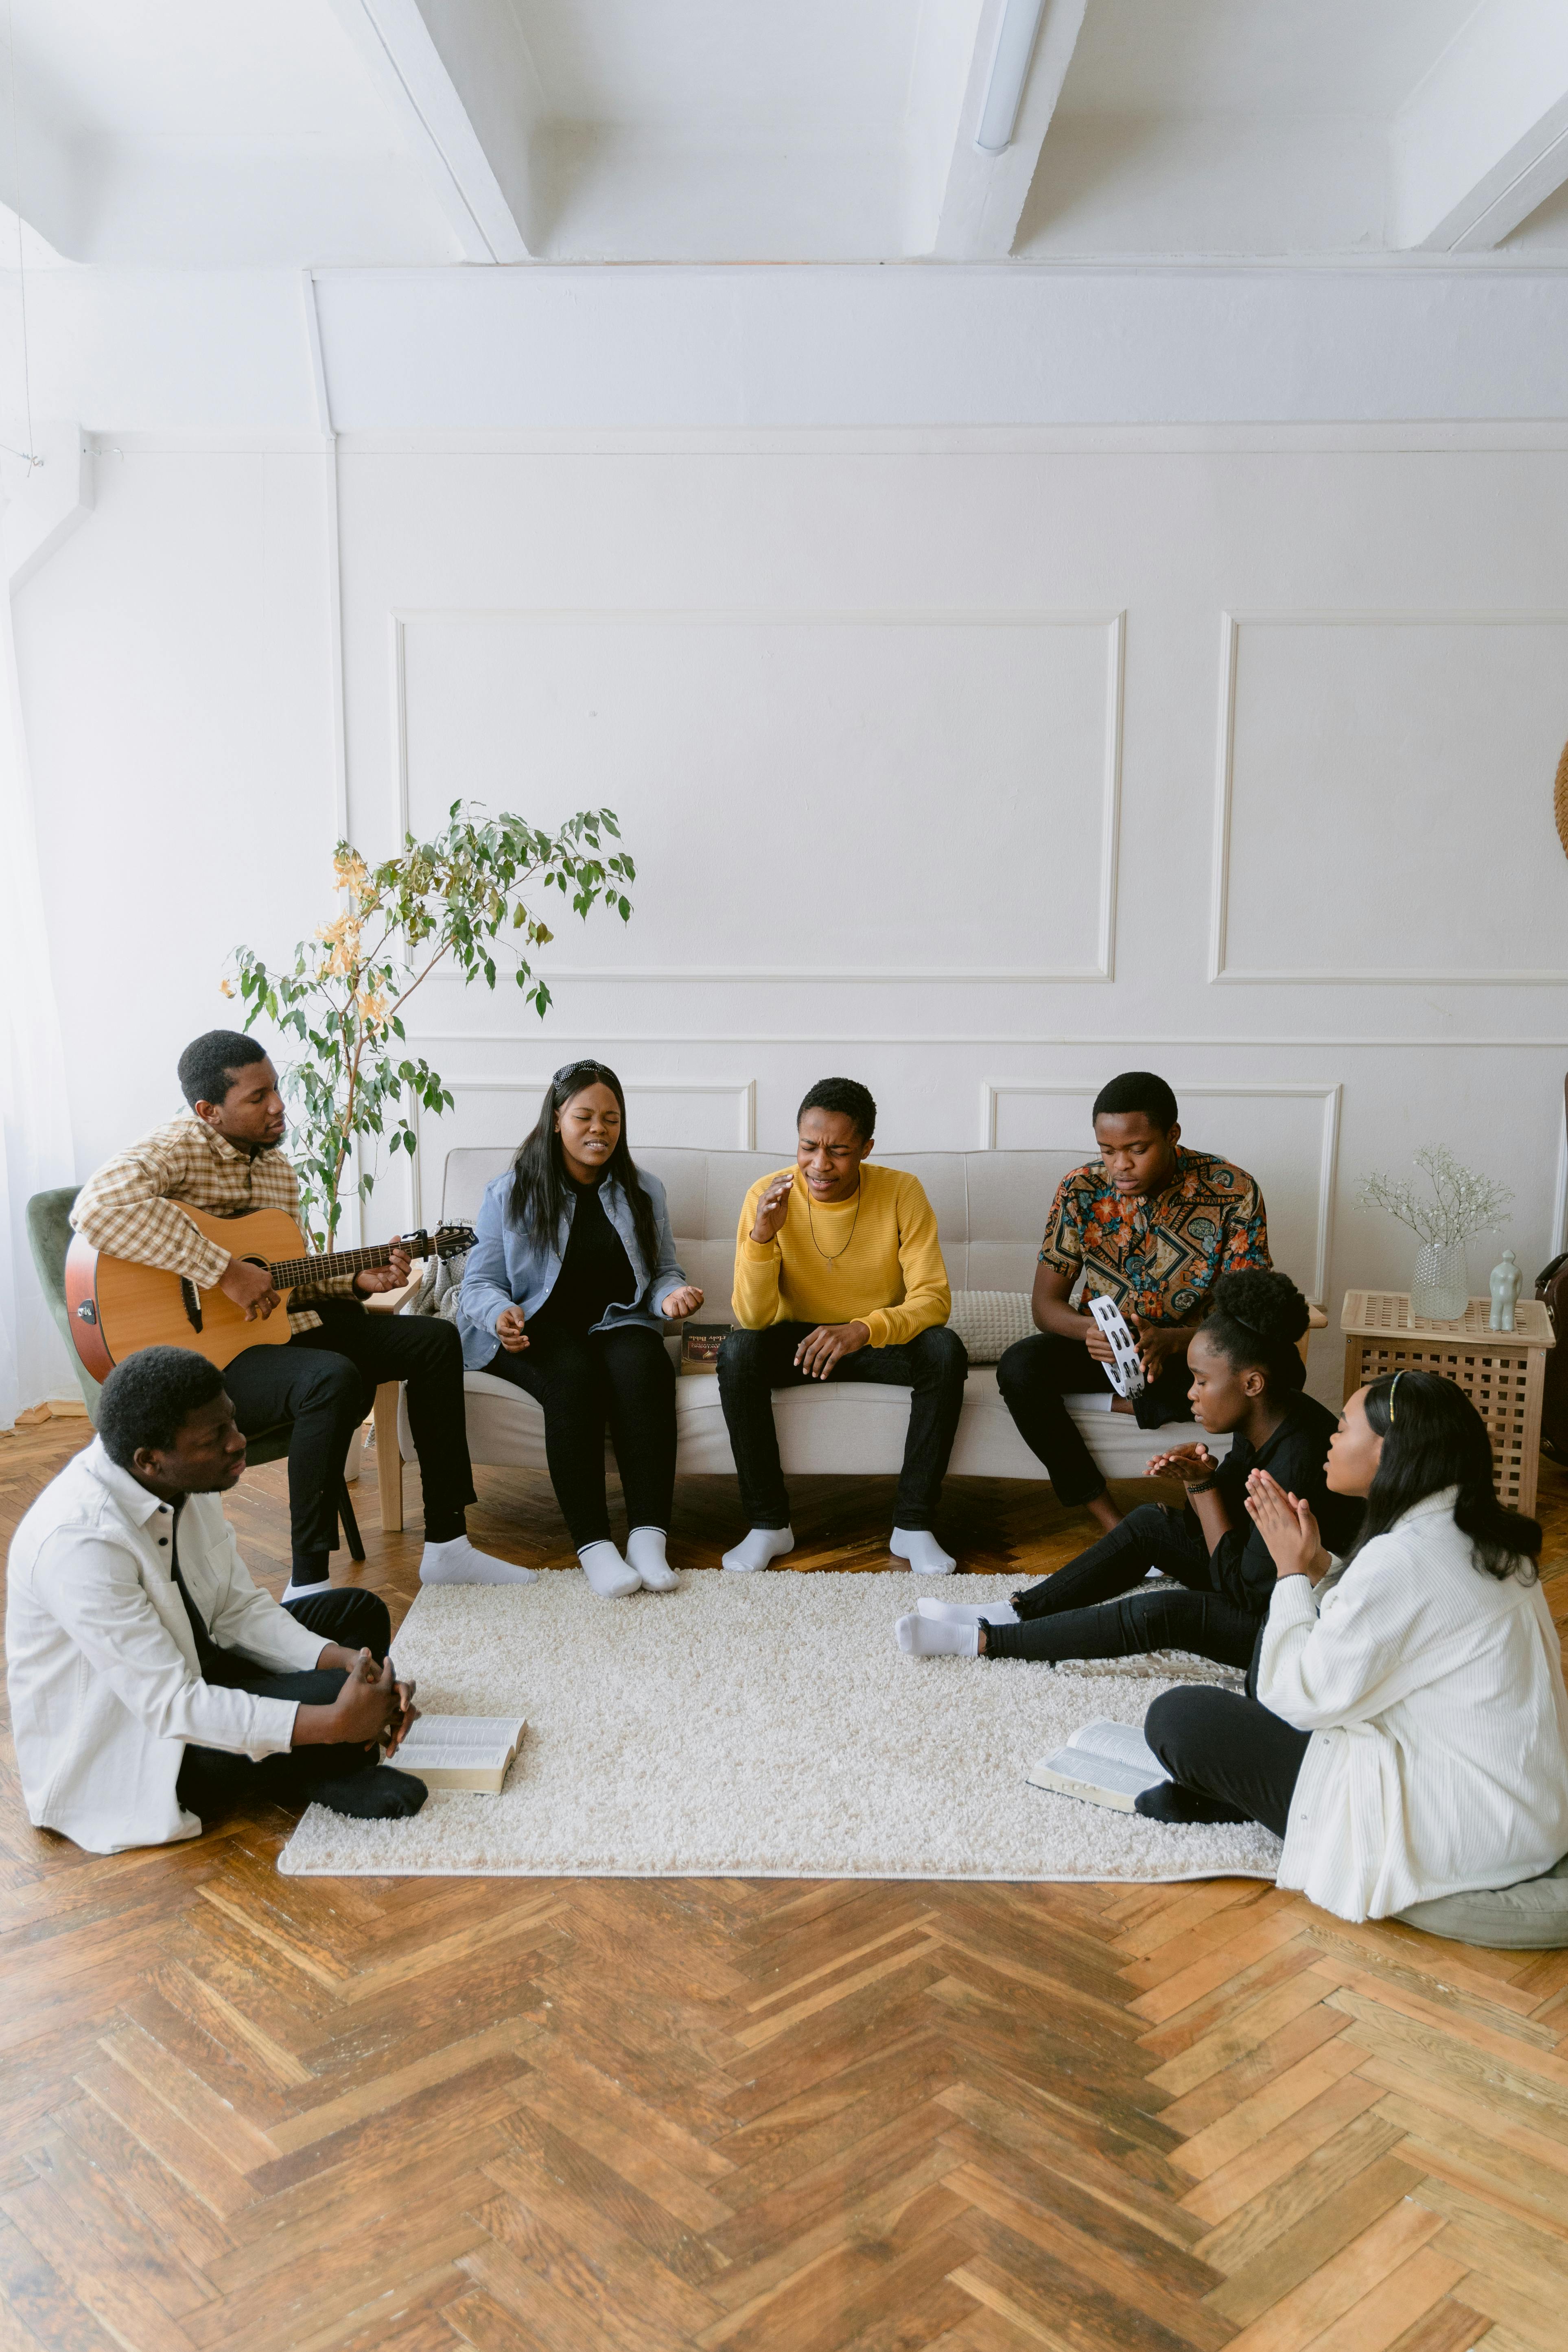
[[457, 1165, 687, 1371]]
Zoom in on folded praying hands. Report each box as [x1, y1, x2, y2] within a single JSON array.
[[1246, 1468, 1332, 1582]]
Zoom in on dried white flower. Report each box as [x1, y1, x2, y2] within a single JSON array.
[[1355, 1146, 1513, 1248]]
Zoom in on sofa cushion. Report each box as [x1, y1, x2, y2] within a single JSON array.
[[947, 1289, 1036, 1365], [1392, 1853, 1568, 1948]]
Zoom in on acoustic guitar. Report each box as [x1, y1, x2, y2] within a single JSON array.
[[66, 1207, 476, 1381]]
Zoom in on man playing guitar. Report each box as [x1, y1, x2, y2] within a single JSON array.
[[72, 1030, 532, 1606]]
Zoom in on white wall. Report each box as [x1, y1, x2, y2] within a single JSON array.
[[328, 431, 1568, 1403], [11, 268, 1568, 1413], [16, 447, 337, 1169]]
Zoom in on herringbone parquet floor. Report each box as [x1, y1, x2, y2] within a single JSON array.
[[4, 1415, 1568, 2352]]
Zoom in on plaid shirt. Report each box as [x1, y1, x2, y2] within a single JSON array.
[[1039, 1146, 1271, 1328], [71, 1115, 355, 1335]]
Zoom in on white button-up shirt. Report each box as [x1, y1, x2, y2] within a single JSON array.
[[6, 1439, 327, 1854]]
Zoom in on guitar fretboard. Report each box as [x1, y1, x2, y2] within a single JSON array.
[[267, 1245, 396, 1289]]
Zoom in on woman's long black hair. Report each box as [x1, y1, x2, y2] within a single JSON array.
[[1343, 1369, 1540, 1583], [1201, 1268, 1310, 1396], [509, 1060, 660, 1270]]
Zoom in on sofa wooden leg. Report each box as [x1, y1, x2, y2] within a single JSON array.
[[373, 1380, 404, 1533]]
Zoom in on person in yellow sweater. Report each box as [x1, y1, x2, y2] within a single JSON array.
[[717, 1077, 967, 1574]]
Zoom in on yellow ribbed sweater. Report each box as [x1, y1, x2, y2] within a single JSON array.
[[731, 1163, 950, 1348]]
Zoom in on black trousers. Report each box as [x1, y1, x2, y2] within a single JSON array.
[[483, 1323, 676, 1549], [1142, 1685, 1310, 1837], [984, 1502, 1261, 1669], [994, 1329, 1194, 1508], [717, 1321, 967, 1531], [176, 1586, 393, 1823], [223, 1304, 475, 1571]]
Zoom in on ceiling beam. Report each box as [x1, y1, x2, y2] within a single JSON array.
[[919, 0, 1088, 261], [325, 0, 539, 262], [1391, 0, 1568, 251]]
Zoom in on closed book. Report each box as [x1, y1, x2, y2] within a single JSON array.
[[679, 1322, 729, 1374], [394, 1714, 527, 1794], [1026, 1719, 1168, 1814]]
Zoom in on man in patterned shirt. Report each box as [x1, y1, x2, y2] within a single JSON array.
[[996, 1071, 1271, 1535], [72, 1031, 532, 1602]]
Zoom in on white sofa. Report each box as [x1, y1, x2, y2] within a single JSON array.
[[398, 1144, 1254, 1489]]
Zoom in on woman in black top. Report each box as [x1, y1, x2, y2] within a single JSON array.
[[459, 1062, 703, 1597], [896, 1270, 1361, 1664]]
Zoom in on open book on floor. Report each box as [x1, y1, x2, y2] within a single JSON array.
[[1027, 1720, 1169, 1814], [393, 1715, 528, 1794]]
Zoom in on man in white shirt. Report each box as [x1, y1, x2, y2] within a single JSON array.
[[7, 1347, 427, 1855]]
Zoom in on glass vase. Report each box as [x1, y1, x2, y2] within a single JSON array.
[[1411, 1240, 1469, 1322]]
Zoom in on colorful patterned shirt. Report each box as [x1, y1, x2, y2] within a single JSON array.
[[1038, 1147, 1271, 1328]]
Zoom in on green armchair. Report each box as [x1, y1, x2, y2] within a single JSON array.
[[24, 1186, 365, 1557]]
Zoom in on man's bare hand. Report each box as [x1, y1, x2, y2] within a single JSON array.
[[331, 1651, 401, 1749], [495, 1305, 529, 1353], [1132, 1318, 1190, 1378], [750, 1173, 794, 1245], [355, 1240, 413, 1296], [794, 1321, 871, 1380], [384, 1667, 420, 1757], [1083, 1319, 1118, 1363], [219, 1256, 279, 1322]]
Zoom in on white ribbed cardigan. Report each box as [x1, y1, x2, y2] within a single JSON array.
[[1257, 1487, 1568, 1923]]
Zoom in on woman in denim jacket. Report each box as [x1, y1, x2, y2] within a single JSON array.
[[459, 1061, 702, 1597]]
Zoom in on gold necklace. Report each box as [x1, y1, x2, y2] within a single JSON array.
[[806, 1188, 861, 1268]]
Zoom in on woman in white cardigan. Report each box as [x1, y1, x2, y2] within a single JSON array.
[[1136, 1369, 1568, 1924]]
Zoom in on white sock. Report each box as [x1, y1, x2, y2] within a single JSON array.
[[896, 1611, 980, 1657], [722, 1527, 796, 1573], [578, 1540, 641, 1598], [419, 1535, 537, 1587], [890, 1527, 957, 1576], [626, 1526, 678, 1592], [281, 1577, 330, 1605], [916, 1597, 1019, 1627]]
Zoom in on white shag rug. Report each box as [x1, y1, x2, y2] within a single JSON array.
[[278, 1571, 1283, 1885]]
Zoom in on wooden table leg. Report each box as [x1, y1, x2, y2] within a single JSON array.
[[373, 1380, 403, 1533]]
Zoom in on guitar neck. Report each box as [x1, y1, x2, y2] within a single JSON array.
[[267, 1242, 402, 1290]]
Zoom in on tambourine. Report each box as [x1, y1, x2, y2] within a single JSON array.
[[1087, 1293, 1147, 1400]]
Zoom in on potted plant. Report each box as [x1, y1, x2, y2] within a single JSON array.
[[224, 799, 633, 1249], [1354, 1146, 1513, 1323]]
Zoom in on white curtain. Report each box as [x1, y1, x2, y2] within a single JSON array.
[[0, 565, 76, 1427]]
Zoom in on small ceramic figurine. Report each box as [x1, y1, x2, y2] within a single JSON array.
[[1489, 1249, 1522, 1333]]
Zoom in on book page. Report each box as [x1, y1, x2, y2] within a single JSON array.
[[1046, 1754, 1162, 1801], [1068, 1720, 1163, 1775], [399, 1715, 523, 1750], [398, 1748, 510, 1775], [397, 1715, 523, 1768]]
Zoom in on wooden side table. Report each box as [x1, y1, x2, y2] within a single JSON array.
[[1341, 1290, 1555, 1518]]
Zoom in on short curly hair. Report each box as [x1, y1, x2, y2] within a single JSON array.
[[1092, 1070, 1178, 1132], [798, 1077, 877, 1141], [97, 1348, 227, 1468], [177, 1029, 268, 1112]]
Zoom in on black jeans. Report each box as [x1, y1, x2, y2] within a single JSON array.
[[717, 1321, 967, 1531], [176, 1586, 393, 1823], [994, 1329, 1194, 1508], [222, 1304, 476, 1573], [1142, 1685, 1310, 1837], [983, 1502, 1260, 1669], [483, 1323, 676, 1549]]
